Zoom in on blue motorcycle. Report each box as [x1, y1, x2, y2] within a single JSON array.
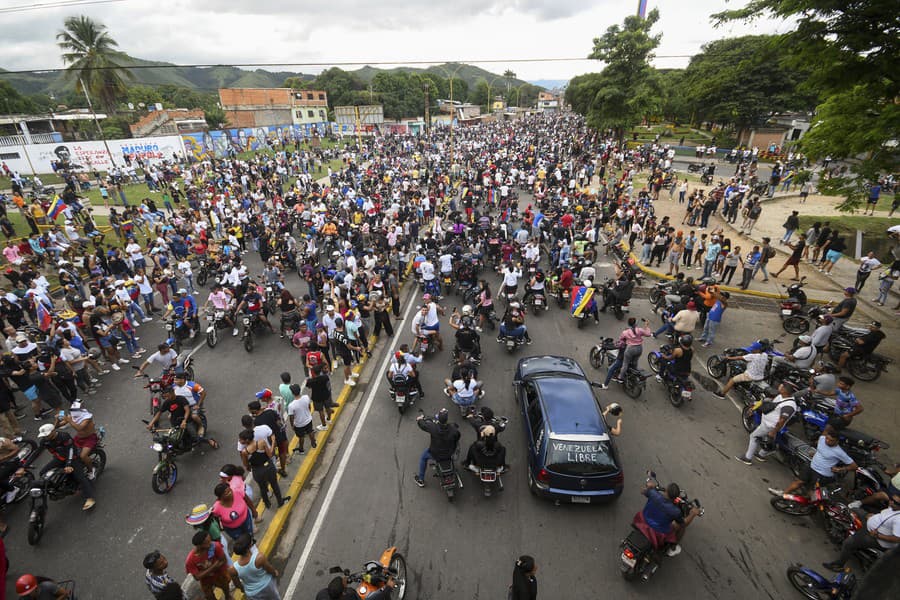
[[647, 344, 695, 408], [793, 391, 890, 466], [741, 397, 814, 478], [786, 564, 854, 599]]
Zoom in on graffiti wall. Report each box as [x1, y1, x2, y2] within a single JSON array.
[[181, 123, 329, 162], [2, 136, 185, 175]]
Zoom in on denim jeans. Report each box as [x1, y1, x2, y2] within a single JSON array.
[[127, 301, 146, 324], [418, 448, 433, 480], [781, 228, 795, 243], [753, 261, 769, 281], [604, 344, 642, 385], [703, 259, 715, 278], [700, 319, 720, 344], [500, 324, 526, 339], [122, 331, 140, 354], [654, 322, 674, 337]]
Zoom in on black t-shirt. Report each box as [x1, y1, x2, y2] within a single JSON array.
[[857, 330, 885, 354], [161, 395, 190, 426], [790, 240, 805, 259], [305, 374, 331, 404], [832, 297, 857, 319], [254, 409, 286, 443]]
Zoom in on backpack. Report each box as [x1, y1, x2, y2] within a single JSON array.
[[749, 205, 762, 219]]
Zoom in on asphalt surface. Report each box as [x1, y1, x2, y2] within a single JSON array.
[[1, 250, 360, 599], [274, 259, 898, 599]]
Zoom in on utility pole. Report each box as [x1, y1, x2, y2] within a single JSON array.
[[423, 82, 431, 139], [79, 77, 117, 171], [354, 105, 363, 150]]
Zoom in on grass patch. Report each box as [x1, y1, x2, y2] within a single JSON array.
[[797, 215, 895, 239]]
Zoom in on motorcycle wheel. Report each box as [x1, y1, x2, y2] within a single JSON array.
[[388, 553, 408, 600], [770, 496, 813, 516], [668, 385, 684, 407], [647, 353, 660, 373], [783, 316, 810, 335], [244, 334, 254, 353], [649, 288, 662, 306], [398, 405, 406, 415], [151, 463, 178, 494], [532, 303, 540, 317], [196, 271, 208, 287], [848, 358, 880, 382], [787, 566, 830, 600], [623, 377, 642, 399], [741, 406, 756, 433], [621, 568, 639, 582], [706, 355, 726, 379], [91, 448, 107, 477], [27, 514, 44, 546], [577, 315, 586, 329], [184, 365, 195, 381], [10, 470, 35, 503], [589, 347, 603, 370], [206, 329, 218, 349]]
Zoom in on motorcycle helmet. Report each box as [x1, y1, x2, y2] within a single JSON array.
[[461, 305, 473, 316], [583, 279, 592, 288], [757, 338, 772, 350], [509, 302, 521, 309], [607, 402, 622, 416], [16, 575, 38, 595], [436, 408, 449, 424], [678, 334, 694, 347]]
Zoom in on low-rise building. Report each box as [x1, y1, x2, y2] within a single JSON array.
[[129, 108, 208, 137]]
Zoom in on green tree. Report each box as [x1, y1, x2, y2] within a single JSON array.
[[656, 69, 691, 125], [581, 8, 663, 140], [680, 36, 816, 137], [57, 15, 133, 113], [0, 81, 53, 114], [714, 0, 899, 211], [503, 69, 516, 93]]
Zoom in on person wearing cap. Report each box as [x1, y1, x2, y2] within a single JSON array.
[[653, 300, 699, 338], [114, 278, 149, 327], [772, 335, 818, 370], [15, 573, 71, 599], [186, 503, 235, 566], [735, 382, 798, 466], [32, 423, 96, 510], [837, 320, 885, 371], [810, 314, 834, 354], [828, 287, 858, 331], [144, 550, 180, 599], [822, 487, 900, 573]]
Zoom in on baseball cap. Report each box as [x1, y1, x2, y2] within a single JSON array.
[[798, 335, 812, 344], [37, 423, 55, 439], [844, 287, 857, 294]]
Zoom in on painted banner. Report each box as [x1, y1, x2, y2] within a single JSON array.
[[181, 123, 329, 162], [2, 135, 184, 175]]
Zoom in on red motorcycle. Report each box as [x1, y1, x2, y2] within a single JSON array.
[[770, 482, 859, 544]]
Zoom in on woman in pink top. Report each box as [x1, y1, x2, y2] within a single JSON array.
[[602, 317, 653, 388], [212, 475, 254, 542], [476, 280, 494, 330]]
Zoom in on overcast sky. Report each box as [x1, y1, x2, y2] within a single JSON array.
[[0, 0, 786, 82]]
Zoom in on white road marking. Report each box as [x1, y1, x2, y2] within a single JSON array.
[[282, 292, 420, 599]]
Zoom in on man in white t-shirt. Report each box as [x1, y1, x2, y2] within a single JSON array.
[[715, 347, 769, 398], [287, 389, 317, 453], [734, 383, 796, 465], [126, 240, 146, 271], [134, 343, 178, 377]]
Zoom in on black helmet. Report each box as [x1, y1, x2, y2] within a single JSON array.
[[678, 334, 693, 347], [758, 338, 771, 348], [437, 408, 449, 424]]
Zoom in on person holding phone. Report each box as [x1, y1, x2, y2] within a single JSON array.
[[600, 317, 653, 389]]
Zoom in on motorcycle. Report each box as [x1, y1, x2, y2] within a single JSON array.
[[619, 470, 703, 582], [26, 430, 107, 545], [783, 304, 831, 335], [771, 481, 860, 545], [526, 290, 548, 315], [601, 278, 634, 321], [418, 411, 463, 501], [241, 311, 266, 353], [388, 373, 418, 414], [163, 315, 192, 353], [204, 307, 230, 349], [647, 345, 694, 407], [328, 546, 408, 600], [143, 420, 197, 494], [588, 338, 648, 399], [496, 330, 526, 354], [648, 280, 676, 310], [742, 398, 817, 479], [687, 163, 704, 173], [786, 564, 855, 599], [194, 256, 213, 287], [778, 277, 808, 322], [412, 333, 437, 358], [265, 285, 279, 315], [826, 338, 892, 382], [3, 437, 41, 504], [467, 464, 504, 497]]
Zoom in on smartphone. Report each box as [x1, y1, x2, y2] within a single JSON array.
[[58, 410, 65, 419]]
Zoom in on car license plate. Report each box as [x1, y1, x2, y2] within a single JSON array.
[[682, 390, 693, 398], [572, 496, 590, 504], [781, 309, 793, 316], [620, 552, 636, 568]]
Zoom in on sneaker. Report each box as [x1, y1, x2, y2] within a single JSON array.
[[232, 328, 239, 336], [87, 468, 97, 480], [822, 562, 844, 573], [82, 498, 96, 511], [599, 384, 609, 390], [316, 425, 327, 431], [133, 337, 140, 341], [612, 378, 624, 384], [413, 475, 425, 488], [767, 487, 784, 497], [189, 331, 196, 339], [665, 544, 682, 557], [118, 358, 130, 364], [295, 447, 305, 455], [734, 455, 753, 466], [847, 500, 862, 510], [89, 378, 99, 384], [143, 316, 153, 322], [754, 453, 769, 462], [351, 372, 360, 378], [100, 369, 110, 375], [655, 375, 663, 383], [526, 339, 533, 345], [111, 364, 121, 371], [702, 342, 712, 347], [278, 495, 292, 507], [344, 379, 356, 386]]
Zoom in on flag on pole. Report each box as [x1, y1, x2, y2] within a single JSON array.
[[48, 196, 68, 220], [35, 300, 53, 332], [637, 0, 648, 18]]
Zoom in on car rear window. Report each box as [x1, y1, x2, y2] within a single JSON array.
[[546, 438, 617, 476]]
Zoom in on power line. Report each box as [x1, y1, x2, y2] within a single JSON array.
[[0, 55, 699, 76], [0, 0, 127, 14]]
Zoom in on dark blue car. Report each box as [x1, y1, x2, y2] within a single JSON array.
[[513, 355, 624, 503]]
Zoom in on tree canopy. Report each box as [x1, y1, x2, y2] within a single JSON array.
[[56, 15, 132, 113]]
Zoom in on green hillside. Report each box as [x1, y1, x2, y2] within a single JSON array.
[[354, 63, 533, 93]]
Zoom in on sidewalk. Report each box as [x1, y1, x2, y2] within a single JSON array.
[[649, 190, 899, 325]]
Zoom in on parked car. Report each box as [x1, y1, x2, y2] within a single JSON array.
[[513, 355, 624, 503]]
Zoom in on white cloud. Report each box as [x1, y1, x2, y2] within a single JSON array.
[[0, 0, 783, 81]]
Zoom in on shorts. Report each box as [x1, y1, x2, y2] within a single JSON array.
[[801, 465, 836, 488], [825, 250, 842, 264], [785, 255, 800, 266], [337, 350, 352, 367], [293, 421, 313, 437], [732, 372, 760, 384], [312, 398, 331, 412], [277, 439, 288, 457], [867, 198, 878, 205], [422, 322, 439, 332], [73, 433, 98, 450], [98, 335, 117, 349]]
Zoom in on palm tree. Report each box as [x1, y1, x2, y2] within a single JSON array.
[[503, 69, 516, 93], [57, 15, 132, 113]]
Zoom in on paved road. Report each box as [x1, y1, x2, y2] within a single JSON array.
[[1, 249, 369, 599], [274, 259, 897, 599]]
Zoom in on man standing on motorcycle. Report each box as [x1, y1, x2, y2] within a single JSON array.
[[768, 427, 857, 498], [640, 478, 702, 557], [713, 345, 768, 399], [35, 423, 96, 511], [735, 383, 797, 466], [413, 408, 460, 489]]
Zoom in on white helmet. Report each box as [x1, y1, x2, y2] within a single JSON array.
[[461, 305, 473, 316], [583, 279, 593, 287], [510, 302, 521, 309]]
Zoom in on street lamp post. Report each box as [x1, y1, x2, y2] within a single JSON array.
[[485, 76, 504, 117], [434, 63, 466, 185]]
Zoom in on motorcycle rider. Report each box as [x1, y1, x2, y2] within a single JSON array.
[[172, 370, 208, 438], [571, 279, 600, 323], [828, 376, 864, 430], [500, 261, 523, 299], [443, 368, 482, 411], [57, 401, 98, 475], [386, 351, 416, 394], [411, 298, 445, 352], [601, 318, 653, 389], [713, 344, 768, 399], [640, 477, 702, 557], [203, 283, 238, 337], [768, 426, 857, 498], [822, 489, 900, 573], [521, 267, 546, 308], [33, 422, 96, 510], [656, 334, 694, 385], [464, 424, 508, 474], [413, 408, 460, 488], [734, 383, 798, 466], [772, 334, 817, 370], [809, 314, 834, 355], [146, 387, 219, 450], [836, 320, 885, 370], [498, 302, 532, 344], [235, 284, 276, 334], [599, 272, 635, 314], [450, 305, 481, 361], [164, 289, 198, 339]]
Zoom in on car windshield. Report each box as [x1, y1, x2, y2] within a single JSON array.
[[546, 437, 616, 476]]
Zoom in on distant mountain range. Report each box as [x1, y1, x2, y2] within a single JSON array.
[[0, 56, 540, 98], [528, 79, 568, 90]]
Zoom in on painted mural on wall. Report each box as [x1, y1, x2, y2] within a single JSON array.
[[181, 123, 329, 161]]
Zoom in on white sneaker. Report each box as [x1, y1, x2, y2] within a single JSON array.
[[848, 500, 862, 510], [233, 328, 239, 336], [315, 425, 327, 431], [89, 378, 99, 383], [133, 320, 141, 327], [344, 379, 356, 386], [351, 372, 360, 378], [143, 316, 153, 322], [655, 375, 663, 383], [666, 544, 682, 557], [118, 358, 130, 364], [111, 364, 121, 371]]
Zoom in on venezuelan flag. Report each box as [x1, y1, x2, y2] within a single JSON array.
[[48, 196, 68, 220], [570, 285, 595, 317]]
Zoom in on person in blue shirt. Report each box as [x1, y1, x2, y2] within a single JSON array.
[[165, 289, 198, 339], [641, 478, 702, 557], [768, 427, 857, 498], [738, 246, 761, 290], [827, 376, 864, 429], [698, 291, 728, 347]]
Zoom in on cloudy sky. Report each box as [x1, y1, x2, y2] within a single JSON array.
[[0, 0, 786, 82]]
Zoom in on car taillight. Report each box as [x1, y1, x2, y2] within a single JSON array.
[[537, 468, 550, 484], [611, 471, 624, 485], [623, 547, 635, 560]]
